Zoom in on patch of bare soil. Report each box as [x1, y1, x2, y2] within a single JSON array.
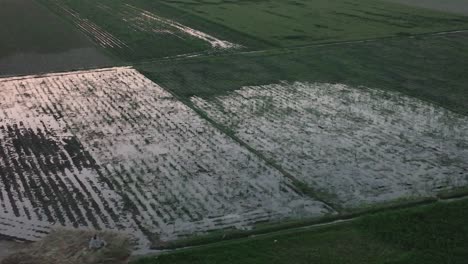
[[0, 240, 24, 262], [1, 229, 130, 264]]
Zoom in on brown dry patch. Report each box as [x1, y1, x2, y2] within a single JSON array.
[[1, 229, 131, 264]]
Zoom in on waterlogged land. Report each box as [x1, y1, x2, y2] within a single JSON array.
[[40, 0, 240, 61], [0, 0, 113, 76], [192, 82, 468, 208], [0, 68, 331, 248]]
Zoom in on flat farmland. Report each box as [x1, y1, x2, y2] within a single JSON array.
[[0, 67, 331, 248], [39, 0, 244, 61], [139, 32, 468, 115], [163, 0, 468, 47], [385, 0, 468, 16], [0, 0, 114, 76], [139, 30, 468, 209], [192, 82, 468, 208]]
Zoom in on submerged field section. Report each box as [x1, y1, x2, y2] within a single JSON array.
[[192, 82, 468, 208], [0, 68, 331, 246], [1, 0, 468, 251]]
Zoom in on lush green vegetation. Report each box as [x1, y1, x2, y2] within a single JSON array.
[[164, 0, 468, 47], [134, 198, 468, 264], [38, 0, 267, 61], [38, 0, 468, 62], [38, 0, 206, 61], [139, 32, 468, 115], [386, 0, 468, 16]]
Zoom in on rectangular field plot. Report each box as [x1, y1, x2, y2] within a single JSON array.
[[39, 0, 240, 61], [0, 68, 331, 248], [192, 82, 468, 208], [165, 0, 468, 47], [139, 32, 468, 115]]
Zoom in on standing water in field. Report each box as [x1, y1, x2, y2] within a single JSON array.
[[192, 82, 468, 207]]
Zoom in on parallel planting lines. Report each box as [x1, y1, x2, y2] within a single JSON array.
[[0, 75, 133, 240], [0, 68, 331, 248], [121, 4, 240, 49], [192, 82, 468, 208], [48, 1, 129, 49]]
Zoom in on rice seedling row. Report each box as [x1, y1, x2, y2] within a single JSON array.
[[0, 68, 331, 249], [191, 82, 468, 208]]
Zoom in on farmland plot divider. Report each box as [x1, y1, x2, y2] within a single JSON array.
[[152, 84, 341, 212]]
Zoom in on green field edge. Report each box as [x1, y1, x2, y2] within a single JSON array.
[[34, 0, 124, 64], [382, 0, 468, 17], [137, 29, 468, 117], [150, 0, 279, 49], [141, 82, 342, 212], [132, 5, 468, 63], [134, 192, 468, 256], [0, 63, 129, 79], [133, 28, 468, 66], [136, 77, 468, 251]]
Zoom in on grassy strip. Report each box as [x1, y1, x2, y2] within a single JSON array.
[[134, 197, 468, 264], [138, 32, 468, 115], [437, 186, 468, 200], [161, 0, 468, 47], [148, 196, 437, 250], [38, 0, 209, 61]]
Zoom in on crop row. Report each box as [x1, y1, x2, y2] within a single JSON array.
[[0, 68, 331, 248], [192, 81, 468, 208]]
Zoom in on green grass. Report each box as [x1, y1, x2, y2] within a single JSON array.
[[385, 0, 468, 16], [163, 0, 468, 47], [149, 198, 436, 250], [134, 198, 468, 264], [37, 0, 468, 62], [38, 0, 210, 61], [38, 0, 268, 62], [139, 32, 468, 115]]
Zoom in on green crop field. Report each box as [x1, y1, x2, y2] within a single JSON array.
[[138, 32, 468, 115], [37, 0, 468, 61], [163, 0, 468, 47], [134, 198, 468, 264], [38, 0, 207, 61], [1, 0, 468, 258], [387, 0, 468, 15], [38, 0, 262, 61]]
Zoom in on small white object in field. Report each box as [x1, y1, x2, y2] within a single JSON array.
[[89, 234, 107, 249]]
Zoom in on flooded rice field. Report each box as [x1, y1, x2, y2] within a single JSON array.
[[0, 68, 331, 249], [192, 82, 468, 208]]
